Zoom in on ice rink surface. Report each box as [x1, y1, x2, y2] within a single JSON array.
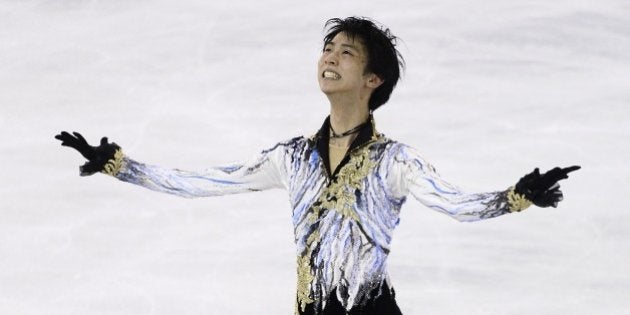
[[1, 0, 629, 314]]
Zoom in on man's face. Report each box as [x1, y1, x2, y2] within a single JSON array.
[[317, 32, 372, 96]]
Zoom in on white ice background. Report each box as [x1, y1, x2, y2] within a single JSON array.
[[1, 0, 629, 314]]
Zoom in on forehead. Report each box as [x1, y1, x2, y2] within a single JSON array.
[[325, 32, 367, 52]]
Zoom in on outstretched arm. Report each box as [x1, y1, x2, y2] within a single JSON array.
[[55, 131, 288, 198], [390, 144, 579, 222]]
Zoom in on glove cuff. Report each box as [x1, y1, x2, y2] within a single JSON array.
[[101, 149, 125, 177], [507, 186, 533, 212]]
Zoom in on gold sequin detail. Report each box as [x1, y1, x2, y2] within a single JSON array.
[[296, 142, 379, 311], [102, 149, 124, 177], [507, 186, 532, 212], [318, 145, 377, 221], [296, 229, 319, 312]]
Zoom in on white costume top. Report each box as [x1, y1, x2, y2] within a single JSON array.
[[114, 117, 515, 313]]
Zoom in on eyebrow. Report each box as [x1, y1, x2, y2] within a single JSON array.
[[325, 41, 359, 51]]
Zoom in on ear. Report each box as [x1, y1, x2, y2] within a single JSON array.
[[366, 73, 384, 89]]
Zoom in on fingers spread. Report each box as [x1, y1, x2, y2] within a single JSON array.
[[547, 165, 581, 182], [55, 132, 75, 146], [55, 131, 70, 141], [73, 132, 87, 144], [543, 167, 569, 182], [563, 165, 581, 174]]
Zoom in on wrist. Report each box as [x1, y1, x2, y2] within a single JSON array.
[[507, 186, 533, 212], [101, 148, 125, 177]]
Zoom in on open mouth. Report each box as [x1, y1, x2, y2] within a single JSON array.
[[322, 70, 341, 80]]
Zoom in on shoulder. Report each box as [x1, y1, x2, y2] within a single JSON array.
[[261, 136, 308, 154], [375, 138, 435, 172], [371, 137, 413, 159]]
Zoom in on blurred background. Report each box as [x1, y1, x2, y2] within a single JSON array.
[[1, 0, 629, 314]]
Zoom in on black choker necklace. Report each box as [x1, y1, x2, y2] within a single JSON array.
[[330, 122, 366, 139]]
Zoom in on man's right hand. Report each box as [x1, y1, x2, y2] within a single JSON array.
[[55, 131, 121, 176]]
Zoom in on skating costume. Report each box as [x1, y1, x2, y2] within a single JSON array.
[[109, 117, 524, 314]]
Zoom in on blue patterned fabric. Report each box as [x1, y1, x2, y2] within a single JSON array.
[[114, 120, 511, 313]]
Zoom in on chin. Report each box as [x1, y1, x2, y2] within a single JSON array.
[[318, 81, 340, 93], [318, 83, 330, 93], [319, 87, 337, 95]]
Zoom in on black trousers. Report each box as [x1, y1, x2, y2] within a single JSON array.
[[299, 283, 403, 315]]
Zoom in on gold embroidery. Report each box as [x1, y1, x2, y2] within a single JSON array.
[[507, 186, 532, 212], [296, 229, 319, 312], [102, 149, 124, 177], [319, 146, 377, 221], [296, 253, 315, 311], [296, 142, 380, 311]]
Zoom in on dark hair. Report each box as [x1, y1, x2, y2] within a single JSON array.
[[323, 17, 405, 111]]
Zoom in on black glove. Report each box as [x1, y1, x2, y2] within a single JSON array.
[[514, 165, 580, 208], [55, 131, 121, 176]]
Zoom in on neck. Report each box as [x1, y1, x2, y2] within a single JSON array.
[[329, 95, 370, 130], [328, 98, 370, 147]]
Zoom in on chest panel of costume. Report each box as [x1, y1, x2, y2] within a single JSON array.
[[288, 138, 405, 312]]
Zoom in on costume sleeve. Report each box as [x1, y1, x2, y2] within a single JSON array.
[[389, 144, 513, 222], [111, 142, 289, 198]]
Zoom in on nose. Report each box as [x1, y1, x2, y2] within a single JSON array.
[[323, 52, 337, 66]]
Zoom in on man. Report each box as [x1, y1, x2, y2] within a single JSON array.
[[56, 17, 579, 315]]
